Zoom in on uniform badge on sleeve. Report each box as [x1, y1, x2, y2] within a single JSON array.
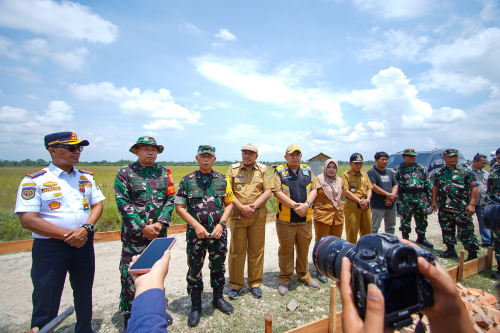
[[21, 187, 36, 200], [49, 201, 61, 210]]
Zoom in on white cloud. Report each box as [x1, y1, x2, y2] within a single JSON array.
[[0, 65, 41, 83], [0, 0, 118, 43], [192, 55, 343, 125], [359, 29, 429, 61], [69, 82, 201, 130], [351, 0, 432, 19], [339, 67, 466, 129], [23, 38, 88, 70], [215, 28, 237, 41], [0, 101, 74, 144], [179, 21, 203, 35], [418, 27, 500, 95], [0, 35, 20, 59]]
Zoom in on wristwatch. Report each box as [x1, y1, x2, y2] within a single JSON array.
[[219, 220, 227, 228], [83, 224, 95, 234], [307, 202, 314, 209]]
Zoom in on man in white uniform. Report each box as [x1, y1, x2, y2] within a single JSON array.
[[14, 131, 105, 333]]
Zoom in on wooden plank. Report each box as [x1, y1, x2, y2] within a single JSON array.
[[458, 250, 466, 282], [94, 231, 120, 242], [447, 266, 459, 282], [462, 256, 487, 279], [329, 285, 338, 333], [286, 313, 342, 333], [487, 247, 494, 270], [265, 313, 272, 333], [0, 239, 33, 254], [168, 224, 187, 234]]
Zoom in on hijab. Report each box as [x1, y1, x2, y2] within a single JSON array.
[[317, 158, 342, 208]]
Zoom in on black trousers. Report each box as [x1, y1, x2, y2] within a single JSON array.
[[31, 235, 95, 333]]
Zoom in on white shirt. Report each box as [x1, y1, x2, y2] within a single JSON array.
[[14, 163, 106, 239]]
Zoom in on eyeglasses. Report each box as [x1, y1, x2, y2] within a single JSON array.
[[52, 145, 83, 152]]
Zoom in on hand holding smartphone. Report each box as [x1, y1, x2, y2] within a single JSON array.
[[129, 237, 176, 274]]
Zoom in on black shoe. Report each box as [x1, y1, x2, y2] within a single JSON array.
[[212, 286, 233, 314], [482, 243, 491, 248], [402, 232, 409, 240], [440, 246, 458, 258], [416, 237, 434, 248], [228, 288, 242, 300], [250, 287, 262, 299], [466, 252, 477, 261], [165, 310, 173, 327], [493, 269, 500, 280], [188, 292, 202, 327], [317, 272, 328, 283]]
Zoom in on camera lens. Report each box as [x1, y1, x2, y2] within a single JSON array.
[[313, 236, 356, 280]]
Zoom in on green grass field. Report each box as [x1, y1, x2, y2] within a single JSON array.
[[0, 164, 352, 241]]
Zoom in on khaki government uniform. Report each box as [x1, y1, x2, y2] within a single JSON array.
[[313, 184, 345, 243], [341, 170, 373, 243], [273, 165, 321, 285], [226, 162, 273, 290]]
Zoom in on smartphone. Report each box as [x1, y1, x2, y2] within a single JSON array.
[[129, 237, 176, 274]]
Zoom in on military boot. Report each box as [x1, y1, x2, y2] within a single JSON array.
[[416, 235, 434, 248], [440, 245, 458, 258], [187, 291, 202, 327], [493, 267, 500, 280], [402, 232, 409, 240], [212, 286, 233, 314]]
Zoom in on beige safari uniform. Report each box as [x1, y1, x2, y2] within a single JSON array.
[[226, 162, 273, 290], [341, 170, 373, 243]]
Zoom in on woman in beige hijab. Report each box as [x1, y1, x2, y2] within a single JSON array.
[[313, 158, 344, 282]]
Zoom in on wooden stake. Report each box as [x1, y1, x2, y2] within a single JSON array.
[[458, 250, 465, 282], [487, 247, 494, 270], [265, 313, 273, 333], [329, 285, 338, 333]]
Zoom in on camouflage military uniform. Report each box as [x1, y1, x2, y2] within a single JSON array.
[[395, 162, 432, 237], [114, 161, 175, 312], [487, 163, 500, 265], [434, 165, 478, 252], [174, 170, 235, 294]]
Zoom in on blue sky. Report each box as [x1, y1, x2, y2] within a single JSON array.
[[0, 0, 499, 162]]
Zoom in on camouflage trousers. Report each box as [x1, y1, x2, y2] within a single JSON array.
[[438, 209, 478, 252], [398, 198, 428, 236], [186, 230, 227, 295], [119, 243, 148, 312]]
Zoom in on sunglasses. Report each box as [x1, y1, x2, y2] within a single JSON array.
[[52, 145, 83, 152]]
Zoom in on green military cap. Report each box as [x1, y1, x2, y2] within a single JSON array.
[[402, 148, 418, 156], [443, 148, 459, 157], [350, 152, 363, 162], [129, 136, 164, 153], [197, 145, 216, 156]]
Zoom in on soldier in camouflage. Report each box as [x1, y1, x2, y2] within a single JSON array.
[[175, 145, 235, 327], [487, 148, 500, 278], [114, 136, 175, 327], [432, 148, 479, 260], [395, 149, 434, 248]]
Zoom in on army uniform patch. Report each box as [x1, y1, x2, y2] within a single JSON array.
[[21, 187, 36, 200]]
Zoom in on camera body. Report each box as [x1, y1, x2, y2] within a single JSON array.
[[313, 233, 435, 329]]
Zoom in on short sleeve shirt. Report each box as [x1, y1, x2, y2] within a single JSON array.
[[367, 167, 397, 209], [341, 170, 373, 200], [14, 163, 105, 238]]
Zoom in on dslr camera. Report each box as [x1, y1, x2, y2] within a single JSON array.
[[484, 195, 500, 232], [313, 233, 435, 329]]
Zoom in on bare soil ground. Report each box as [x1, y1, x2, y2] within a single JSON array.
[[0, 213, 495, 332]]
